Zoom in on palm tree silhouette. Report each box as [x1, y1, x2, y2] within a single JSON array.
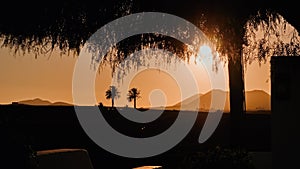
[[127, 88, 141, 109], [105, 86, 120, 109]]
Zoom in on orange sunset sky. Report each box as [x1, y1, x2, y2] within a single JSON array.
[[0, 45, 270, 107], [0, 14, 297, 108]]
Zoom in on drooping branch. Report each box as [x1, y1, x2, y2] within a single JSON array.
[[244, 11, 300, 65], [0, 1, 298, 63], [0, 0, 135, 57]]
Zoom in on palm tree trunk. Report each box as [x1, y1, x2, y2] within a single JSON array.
[[112, 98, 114, 108], [134, 98, 136, 109], [228, 53, 246, 147]]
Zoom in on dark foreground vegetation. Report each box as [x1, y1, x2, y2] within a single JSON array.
[[0, 105, 270, 169]]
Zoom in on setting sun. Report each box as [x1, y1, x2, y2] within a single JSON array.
[[199, 45, 212, 57]]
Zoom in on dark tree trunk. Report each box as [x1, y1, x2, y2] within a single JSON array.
[[134, 98, 136, 109], [112, 98, 114, 108], [228, 52, 246, 147]]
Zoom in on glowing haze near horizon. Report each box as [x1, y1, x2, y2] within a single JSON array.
[[0, 44, 270, 107]]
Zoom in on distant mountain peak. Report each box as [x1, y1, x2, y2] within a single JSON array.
[[247, 89, 270, 94], [16, 98, 72, 106], [167, 89, 270, 112]]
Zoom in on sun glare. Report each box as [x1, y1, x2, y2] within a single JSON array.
[[192, 45, 213, 63], [199, 45, 212, 57]]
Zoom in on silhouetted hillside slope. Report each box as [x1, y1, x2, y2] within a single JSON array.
[[168, 90, 270, 112]]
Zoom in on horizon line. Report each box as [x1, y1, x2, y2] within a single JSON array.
[[1, 89, 271, 107]]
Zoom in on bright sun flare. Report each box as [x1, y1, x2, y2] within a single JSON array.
[[199, 45, 212, 57]]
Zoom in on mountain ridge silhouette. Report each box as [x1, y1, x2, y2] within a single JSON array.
[[16, 98, 73, 106], [12, 89, 270, 110], [166, 89, 270, 112]]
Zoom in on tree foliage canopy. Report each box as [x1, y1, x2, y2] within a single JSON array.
[[0, 0, 299, 60], [127, 88, 141, 102]]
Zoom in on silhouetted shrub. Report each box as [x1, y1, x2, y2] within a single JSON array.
[[178, 146, 255, 169]]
